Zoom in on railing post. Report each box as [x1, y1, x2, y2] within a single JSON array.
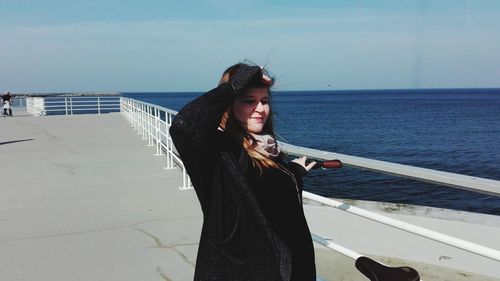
[[168, 113, 174, 169], [130, 100, 134, 126], [134, 101, 138, 127], [163, 112, 169, 169], [164, 112, 174, 169], [132, 100, 136, 126], [139, 103, 143, 135], [147, 106, 153, 146], [134, 101, 139, 130], [138, 103, 141, 134], [155, 108, 163, 156], [141, 104, 144, 138], [142, 104, 147, 140], [65, 98, 68, 115], [138, 103, 143, 137], [97, 97, 101, 114]]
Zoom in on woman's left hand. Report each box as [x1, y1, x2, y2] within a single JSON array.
[[291, 156, 316, 171]]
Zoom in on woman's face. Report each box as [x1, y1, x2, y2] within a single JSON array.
[[233, 87, 270, 134]]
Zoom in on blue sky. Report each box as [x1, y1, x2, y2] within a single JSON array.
[[1, 0, 500, 92]]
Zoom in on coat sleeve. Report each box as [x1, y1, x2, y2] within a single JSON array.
[[169, 83, 236, 208]]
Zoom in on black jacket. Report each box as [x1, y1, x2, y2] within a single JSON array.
[[169, 83, 316, 281]]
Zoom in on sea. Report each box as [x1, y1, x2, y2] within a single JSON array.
[[122, 88, 500, 216]]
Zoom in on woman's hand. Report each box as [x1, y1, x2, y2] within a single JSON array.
[[291, 156, 316, 171], [229, 65, 262, 95], [261, 66, 273, 85]]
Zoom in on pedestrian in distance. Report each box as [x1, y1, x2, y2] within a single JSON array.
[[2, 91, 13, 117], [170, 63, 317, 281]]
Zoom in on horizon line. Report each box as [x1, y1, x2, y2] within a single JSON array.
[[8, 87, 500, 96]]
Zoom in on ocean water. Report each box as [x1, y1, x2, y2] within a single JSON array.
[[123, 89, 500, 215]]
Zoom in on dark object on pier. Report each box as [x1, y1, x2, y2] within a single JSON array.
[[355, 256, 420, 281]]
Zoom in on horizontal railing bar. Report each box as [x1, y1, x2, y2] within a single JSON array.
[[44, 104, 120, 107], [43, 104, 120, 107], [43, 100, 119, 103], [42, 97, 119, 99], [44, 99, 120, 103], [127, 99, 179, 115], [311, 233, 423, 281], [43, 100, 119, 104], [311, 233, 362, 260], [43, 104, 119, 107], [304, 191, 500, 262], [280, 142, 500, 197], [25, 96, 120, 116], [44, 103, 119, 106], [43, 108, 120, 111], [43, 101, 119, 103]]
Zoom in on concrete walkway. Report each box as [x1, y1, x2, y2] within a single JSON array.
[[0, 113, 201, 281]]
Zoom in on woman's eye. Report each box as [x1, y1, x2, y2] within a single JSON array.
[[243, 99, 255, 104], [261, 100, 269, 105]]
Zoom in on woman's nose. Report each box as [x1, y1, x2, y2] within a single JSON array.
[[255, 102, 264, 112]]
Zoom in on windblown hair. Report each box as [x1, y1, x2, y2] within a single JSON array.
[[219, 63, 280, 172]]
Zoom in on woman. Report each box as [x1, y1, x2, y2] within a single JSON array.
[[170, 63, 316, 281]]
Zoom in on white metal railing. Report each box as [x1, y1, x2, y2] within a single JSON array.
[[120, 97, 500, 279], [26, 97, 46, 116], [282, 146, 500, 265], [120, 97, 191, 189], [26, 96, 120, 116], [280, 142, 500, 197], [305, 191, 500, 262]]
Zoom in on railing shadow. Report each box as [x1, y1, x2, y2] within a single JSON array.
[[0, 138, 35, 146]]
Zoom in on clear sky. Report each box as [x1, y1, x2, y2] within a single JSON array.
[[1, 0, 500, 92]]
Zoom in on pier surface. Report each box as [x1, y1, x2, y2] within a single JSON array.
[[1, 112, 499, 281], [1, 112, 201, 281]]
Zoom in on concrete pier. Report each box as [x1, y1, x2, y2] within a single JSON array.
[[1, 113, 201, 281]]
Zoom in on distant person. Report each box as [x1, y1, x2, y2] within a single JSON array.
[[170, 63, 317, 280], [2, 91, 13, 117]]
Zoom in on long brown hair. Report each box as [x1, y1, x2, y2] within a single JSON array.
[[219, 63, 279, 172]]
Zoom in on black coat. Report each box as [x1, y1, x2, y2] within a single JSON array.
[[169, 83, 316, 281]]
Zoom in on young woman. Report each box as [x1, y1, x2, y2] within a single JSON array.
[[170, 63, 316, 281]]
